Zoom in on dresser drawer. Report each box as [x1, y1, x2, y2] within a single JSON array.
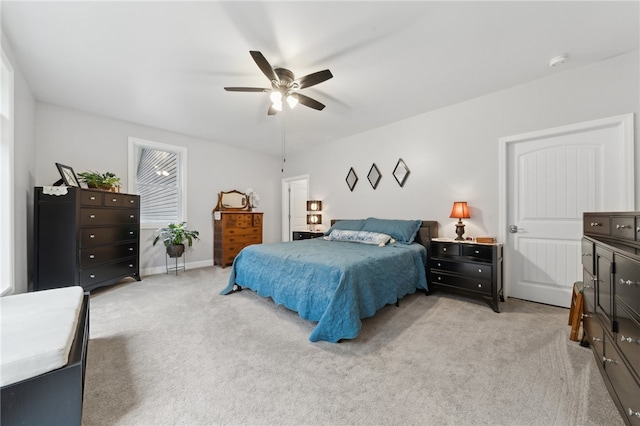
[[431, 271, 491, 295], [80, 208, 138, 225], [584, 215, 610, 236], [582, 238, 595, 275], [225, 227, 261, 238], [103, 193, 123, 207], [616, 254, 640, 317], [611, 216, 636, 241], [431, 242, 460, 257], [80, 258, 138, 285], [430, 259, 492, 280], [616, 302, 640, 379], [80, 242, 138, 268], [583, 270, 596, 311], [80, 226, 138, 247], [80, 190, 103, 206], [602, 341, 640, 425], [461, 244, 493, 261], [583, 304, 604, 357], [223, 235, 261, 246], [224, 214, 254, 228]]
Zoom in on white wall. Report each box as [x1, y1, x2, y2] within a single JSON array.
[[35, 104, 282, 275], [285, 51, 640, 240], [2, 32, 37, 295]]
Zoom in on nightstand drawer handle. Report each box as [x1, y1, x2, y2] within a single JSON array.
[[89, 234, 95, 239], [590, 222, 601, 227], [477, 283, 482, 288], [90, 196, 96, 200], [90, 214, 96, 219], [620, 335, 639, 345], [129, 247, 134, 251], [89, 274, 96, 279], [619, 278, 640, 287], [616, 224, 630, 229], [581, 253, 592, 257], [474, 250, 480, 254], [443, 248, 447, 252], [478, 268, 482, 273], [89, 254, 95, 259], [582, 314, 592, 318], [602, 356, 618, 365], [437, 263, 442, 267], [591, 337, 603, 343], [629, 408, 640, 418]]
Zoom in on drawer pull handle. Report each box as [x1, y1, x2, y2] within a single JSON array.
[[629, 408, 640, 418], [619, 278, 640, 287], [89, 234, 95, 239], [112, 198, 117, 202], [616, 224, 630, 229], [474, 250, 480, 254], [591, 337, 602, 342], [90, 214, 96, 219], [129, 247, 134, 251], [620, 335, 639, 345], [478, 269, 482, 273], [129, 231, 134, 235], [581, 253, 592, 257], [437, 276, 442, 281], [90, 196, 96, 200], [602, 356, 618, 365], [443, 248, 447, 252], [477, 283, 482, 288], [130, 200, 135, 204], [129, 264, 134, 268], [590, 222, 601, 227], [582, 314, 592, 318], [130, 214, 135, 218], [89, 254, 95, 259], [437, 263, 441, 267], [89, 274, 96, 279], [583, 285, 592, 289]]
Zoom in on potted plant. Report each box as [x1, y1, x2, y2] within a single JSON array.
[[77, 171, 121, 191], [153, 222, 200, 258]]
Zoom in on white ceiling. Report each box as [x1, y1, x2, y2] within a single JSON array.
[[2, 1, 638, 156]]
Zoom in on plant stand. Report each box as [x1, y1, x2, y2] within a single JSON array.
[[166, 252, 186, 275]]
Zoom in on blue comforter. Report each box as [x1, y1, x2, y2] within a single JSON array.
[[220, 238, 428, 342]]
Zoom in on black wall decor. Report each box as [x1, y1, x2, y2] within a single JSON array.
[[368, 163, 381, 189], [346, 167, 358, 192], [393, 158, 410, 187]]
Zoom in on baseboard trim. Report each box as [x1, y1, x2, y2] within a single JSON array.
[[139, 259, 214, 277]]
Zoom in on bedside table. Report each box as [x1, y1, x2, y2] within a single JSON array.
[[292, 231, 325, 241], [429, 240, 504, 312]]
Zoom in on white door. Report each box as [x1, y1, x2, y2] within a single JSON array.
[[499, 114, 634, 307], [281, 176, 309, 241]]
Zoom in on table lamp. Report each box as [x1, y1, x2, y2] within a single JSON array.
[[450, 201, 470, 241]]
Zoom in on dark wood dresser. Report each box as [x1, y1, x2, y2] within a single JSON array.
[[429, 239, 503, 312], [34, 187, 140, 292], [213, 211, 263, 267], [582, 211, 640, 425]]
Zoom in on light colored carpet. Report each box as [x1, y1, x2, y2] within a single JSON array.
[[82, 266, 623, 426]]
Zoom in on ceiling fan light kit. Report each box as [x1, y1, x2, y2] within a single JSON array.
[[224, 51, 333, 115]]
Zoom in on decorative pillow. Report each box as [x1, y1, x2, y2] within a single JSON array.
[[328, 229, 394, 247], [361, 218, 422, 244], [323, 219, 366, 236]]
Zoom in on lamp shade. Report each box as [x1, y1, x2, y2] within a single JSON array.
[[306, 200, 322, 212], [307, 214, 322, 225], [449, 201, 470, 219]]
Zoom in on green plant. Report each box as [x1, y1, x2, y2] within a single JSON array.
[[153, 222, 200, 247], [77, 171, 121, 189]]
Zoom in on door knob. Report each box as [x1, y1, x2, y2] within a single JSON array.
[[509, 225, 518, 233]]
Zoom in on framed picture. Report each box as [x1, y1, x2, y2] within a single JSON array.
[[55, 163, 80, 187]]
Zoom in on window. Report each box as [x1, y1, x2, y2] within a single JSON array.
[[1, 49, 14, 295], [128, 137, 187, 228]]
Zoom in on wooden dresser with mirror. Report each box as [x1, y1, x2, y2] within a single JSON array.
[[213, 190, 263, 268]]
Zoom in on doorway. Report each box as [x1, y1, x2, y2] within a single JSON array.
[[281, 175, 309, 242], [499, 114, 634, 307]]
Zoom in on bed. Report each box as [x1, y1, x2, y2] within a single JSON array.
[[1, 286, 89, 426], [221, 218, 438, 342]]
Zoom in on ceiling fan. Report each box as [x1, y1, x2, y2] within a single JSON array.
[[224, 51, 333, 115]]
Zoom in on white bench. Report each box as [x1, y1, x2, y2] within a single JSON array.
[[1, 286, 89, 426]]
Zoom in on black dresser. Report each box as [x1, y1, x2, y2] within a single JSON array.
[[582, 211, 640, 425], [429, 239, 503, 312], [34, 187, 141, 292]]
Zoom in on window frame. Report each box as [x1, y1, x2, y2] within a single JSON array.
[[1, 48, 15, 295], [128, 137, 187, 229]]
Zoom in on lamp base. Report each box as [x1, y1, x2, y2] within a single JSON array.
[[454, 220, 466, 241]]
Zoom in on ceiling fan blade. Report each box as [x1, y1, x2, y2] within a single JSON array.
[[296, 93, 326, 111], [267, 104, 279, 115], [296, 69, 333, 89], [250, 51, 279, 83], [224, 87, 270, 92]]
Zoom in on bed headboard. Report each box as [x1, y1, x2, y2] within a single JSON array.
[[329, 220, 438, 248]]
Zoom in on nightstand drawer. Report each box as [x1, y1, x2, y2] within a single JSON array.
[[430, 259, 492, 280], [431, 271, 492, 295], [431, 242, 460, 257], [461, 244, 493, 261]]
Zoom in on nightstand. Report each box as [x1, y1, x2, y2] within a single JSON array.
[[429, 239, 503, 312], [292, 231, 325, 241]]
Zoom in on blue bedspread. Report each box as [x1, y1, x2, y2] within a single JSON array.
[[220, 238, 428, 342]]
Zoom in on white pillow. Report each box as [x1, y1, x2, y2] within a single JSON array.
[[328, 229, 395, 247]]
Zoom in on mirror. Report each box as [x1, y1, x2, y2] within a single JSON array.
[[367, 163, 381, 189], [346, 167, 358, 192], [214, 190, 250, 211], [393, 158, 410, 187]]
